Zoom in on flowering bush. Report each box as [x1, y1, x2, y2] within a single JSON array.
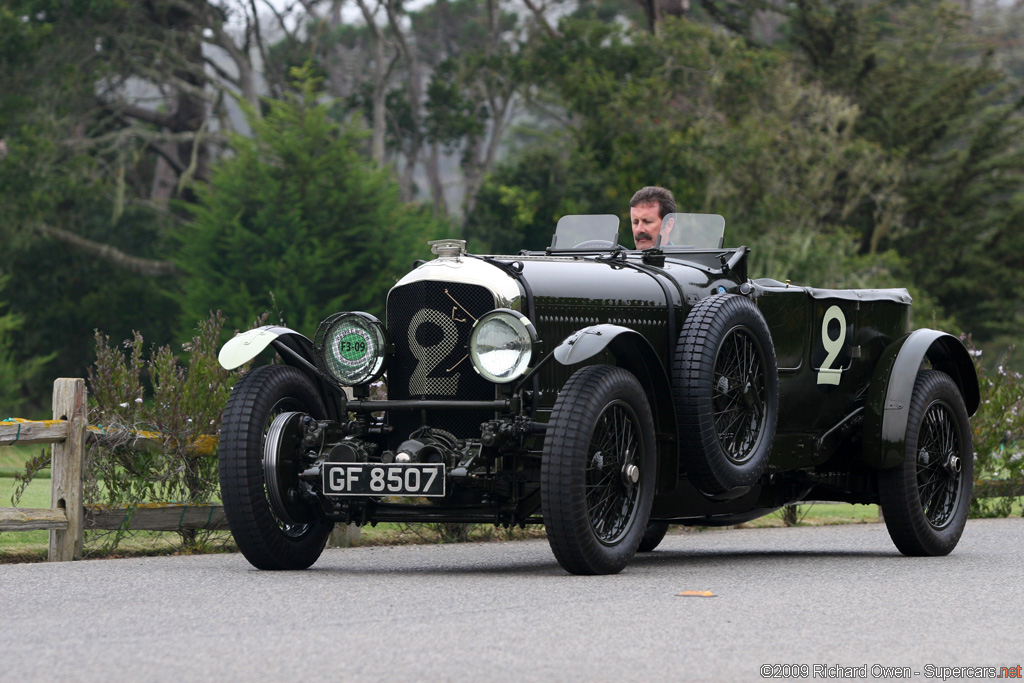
[[85, 312, 244, 547], [967, 338, 1024, 518]]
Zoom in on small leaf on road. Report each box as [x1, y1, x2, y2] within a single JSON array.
[[677, 591, 716, 597]]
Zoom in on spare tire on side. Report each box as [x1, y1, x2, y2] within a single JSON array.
[[672, 294, 779, 495]]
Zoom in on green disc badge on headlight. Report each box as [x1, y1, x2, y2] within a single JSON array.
[[469, 309, 536, 383], [314, 312, 387, 386], [335, 330, 370, 364]]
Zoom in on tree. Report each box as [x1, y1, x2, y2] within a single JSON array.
[[468, 18, 907, 294], [0, 0, 315, 266], [0, 1, 240, 391], [176, 69, 451, 335], [0, 277, 52, 415], [691, 0, 1024, 341], [843, 3, 1024, 341], [296, 0, 533, 220], [0, 93, 181, 401]]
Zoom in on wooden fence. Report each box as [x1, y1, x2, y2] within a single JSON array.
[[0, 378, 230, 561], [1, 378, 359, 562]]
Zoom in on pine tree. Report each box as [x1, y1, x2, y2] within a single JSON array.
[[176, 69, 450, 336]]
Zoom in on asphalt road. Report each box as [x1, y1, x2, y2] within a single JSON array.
[[1, 518, 1022, 683]]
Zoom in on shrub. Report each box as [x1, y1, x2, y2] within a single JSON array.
[[968, 340, 1024, 518], [84, 312, 243, 549]]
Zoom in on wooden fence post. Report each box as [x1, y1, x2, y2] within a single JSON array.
[[49, 379, 86, 562], [328, 523, 361, 548]]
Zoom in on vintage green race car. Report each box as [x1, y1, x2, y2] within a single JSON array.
[[217, 214, 979, 575]]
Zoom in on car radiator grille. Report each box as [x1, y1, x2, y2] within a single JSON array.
[[386, 280, 497, 444]]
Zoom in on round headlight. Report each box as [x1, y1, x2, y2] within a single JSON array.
[[314, 312, 387, 386], [469, 310, 536, 383]]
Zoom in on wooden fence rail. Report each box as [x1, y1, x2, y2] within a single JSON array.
[[1, 379, 1020, 562]]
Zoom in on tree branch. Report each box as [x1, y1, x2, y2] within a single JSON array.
[[103, 101, 176, 129], [521, 0, 558, 38], [34, 224, 179, 278]]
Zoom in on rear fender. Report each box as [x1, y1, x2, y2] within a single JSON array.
[[554, 325, 678, 493], [862, 329, 979, 469]]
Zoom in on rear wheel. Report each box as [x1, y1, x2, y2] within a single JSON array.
[[878, 370, 973, 556], [219, 365, 332, 570], [542, 365, 656, 575], [638, 521, 670, 552]]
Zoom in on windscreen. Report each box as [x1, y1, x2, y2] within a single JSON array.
[[657, 213, 726, 249], [552, 215, 620, 248]]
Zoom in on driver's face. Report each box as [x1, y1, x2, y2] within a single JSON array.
[[631, 202, 669, 249]]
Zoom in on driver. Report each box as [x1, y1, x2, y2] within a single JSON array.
[[629, 186, 676, 249]]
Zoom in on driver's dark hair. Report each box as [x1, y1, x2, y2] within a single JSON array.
[[630, 186, 677, 218]]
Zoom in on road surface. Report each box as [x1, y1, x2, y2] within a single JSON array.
[[1, 518, 1022, 682]]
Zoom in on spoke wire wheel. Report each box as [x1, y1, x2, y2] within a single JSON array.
[[542, 365, 656, 575], [916, 400, 961, 529], [712, 326, 769, 465], [219, 365, 332, 570], [674, 294, 779, 494], [879, 370, 973, 556], [586, 400, 643, 545]]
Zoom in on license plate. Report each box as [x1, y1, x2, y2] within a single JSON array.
[[322, 463, 446, 498]]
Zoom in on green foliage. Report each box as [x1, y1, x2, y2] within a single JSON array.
[[968, 344, 1024, 518], [469, 17, 907, 296], [425, 59, 489, 153], [468, 144, 605, 252], [755, 0, 1024, 340], [0, 277, 52, 416], [85, 312, 240, 549], [176, 68, 450, 336], [0, 123, 179, 400], [0, 3, 183, 401]]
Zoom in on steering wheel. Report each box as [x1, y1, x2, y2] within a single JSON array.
[[571, 240, 616, 250]]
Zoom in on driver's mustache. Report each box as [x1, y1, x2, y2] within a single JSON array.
[[635, 231, 653, 242]]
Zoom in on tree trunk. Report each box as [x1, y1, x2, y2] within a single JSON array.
[[370, 47, 388, 165], [150, 152, 178, 205], [426, 142, 448, 216]]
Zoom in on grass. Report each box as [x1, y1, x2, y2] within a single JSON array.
[[0, 476, 237, 563], [0, 444, 49, 478], [2, 476, 54, 562], [743, 502, 882, 528]]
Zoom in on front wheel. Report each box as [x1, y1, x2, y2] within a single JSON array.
[[219, 365, 332, 569], [542, 365, 657, 575], [878, 370, 973, 556]]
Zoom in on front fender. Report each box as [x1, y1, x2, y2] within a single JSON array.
[[553, 324, 635, 365], [862, 329, 979, 469], [219, 325, 315, 371]]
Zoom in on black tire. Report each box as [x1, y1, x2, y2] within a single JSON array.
[[878, 370, 973, 556], [673, 294, 779, 494], [541, 365, 657, 575], [219, 365, 332, 570], [638, 521, 670, 552]]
